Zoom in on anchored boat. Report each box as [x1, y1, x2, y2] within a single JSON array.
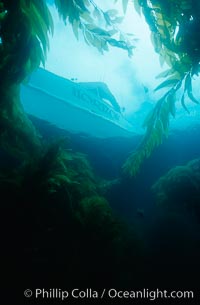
[[20, 68, 136, 138]]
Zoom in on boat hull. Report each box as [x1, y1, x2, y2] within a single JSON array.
[[20, 68, 136, 138]]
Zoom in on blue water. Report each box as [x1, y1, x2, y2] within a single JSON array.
[[3, 1, 200, 301], [18, 69, 200, 293], [31, 114, 200, 231], [22, 113, 200, 292]]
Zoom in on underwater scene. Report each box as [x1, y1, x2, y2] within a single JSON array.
[[1, 0, 200, 304]]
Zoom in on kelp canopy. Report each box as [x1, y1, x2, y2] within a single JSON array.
[[0, 0, 200, 173], [0, 0, 133, 85]]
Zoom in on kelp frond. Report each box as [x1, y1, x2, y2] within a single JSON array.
[[123, 0, 200, 176], [0, 0, 53, 83], [54, 0, 136, 56], [0, 0, 135, 85]]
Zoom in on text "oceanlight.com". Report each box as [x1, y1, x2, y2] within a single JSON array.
[[24, 288, 194, 301]]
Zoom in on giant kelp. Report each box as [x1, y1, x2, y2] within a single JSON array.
[[3, 0, 198, 291], [152, 158, 200, 219], [123, 0, 200, 176], [0, 3, 139, 285], [1, 0, 199, 176], [0, 0, 135, 161], [1, 141, 143, 287]]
